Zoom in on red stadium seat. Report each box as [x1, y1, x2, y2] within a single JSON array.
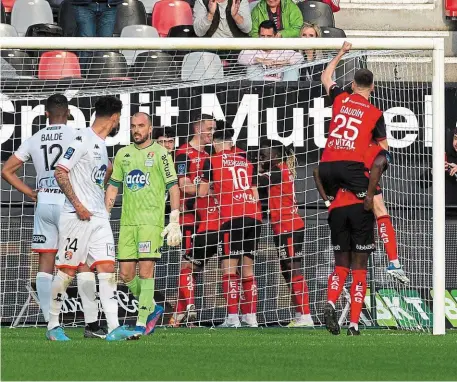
[[151, 0, 192, 37], [446, 0, 457, 19], [2, 0, 15, 12], [38, 51, 81, 79]]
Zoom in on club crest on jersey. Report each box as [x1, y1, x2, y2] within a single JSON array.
[[145, 152, 155, 167], [91, 164, 107, 189], [126, 169, 150, 191]]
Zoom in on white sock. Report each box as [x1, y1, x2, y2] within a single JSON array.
[[328, 301, 336, 309], [48, 270, 73, 330], [391, 259, 400, 267], [98, 273, 119, 333], [77, 272, 99, 325], [36, 272, 53, 322], [349, 322, 359, 331]]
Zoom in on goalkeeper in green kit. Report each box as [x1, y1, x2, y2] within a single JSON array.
[[105, 112, 181, 335]]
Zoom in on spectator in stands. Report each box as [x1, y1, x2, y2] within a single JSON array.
[[250, 0, 303, 38], [153, 126, 176, 154], [299, 22, 325, 81], [238, 20, 303, 81], [71, 0, 121, 65], [193, 0, 252, 37]]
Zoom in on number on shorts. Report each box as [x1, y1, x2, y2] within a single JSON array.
[[229, 167, 249, 190], [65, 238, 78, 252], [40, 144, 63, 171], [330, 114, 361, 141]]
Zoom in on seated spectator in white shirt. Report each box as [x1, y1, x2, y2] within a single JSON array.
[[193, 0, 251, 37], [237, 20, 303, 81]]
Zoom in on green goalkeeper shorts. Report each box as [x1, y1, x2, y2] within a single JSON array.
[[117, 225, 163, 261]]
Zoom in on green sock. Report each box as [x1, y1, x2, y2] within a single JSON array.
[[126, 276, 141, 298], [137, 278, 155, 326]]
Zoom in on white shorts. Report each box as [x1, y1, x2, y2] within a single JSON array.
[[55, 213, 115, 270], [31, 203, 62, 253]]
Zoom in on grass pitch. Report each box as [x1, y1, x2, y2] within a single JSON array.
[[1, 327, 456, 381]]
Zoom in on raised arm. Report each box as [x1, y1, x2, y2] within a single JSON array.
[[321, 41, 352, 95], [1, 155, 37, 201]]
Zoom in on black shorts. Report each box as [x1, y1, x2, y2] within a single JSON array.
[[328, 203, 375, 254], [319, 161, 369, 200], [182, 231, 219, 268], [220, 217, 261, 259], [273, 230, 304, 260]]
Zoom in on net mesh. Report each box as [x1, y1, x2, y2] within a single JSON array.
[[1, 47, 437, 331]]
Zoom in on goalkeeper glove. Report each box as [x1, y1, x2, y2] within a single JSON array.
[[161, 209, 182, 247]]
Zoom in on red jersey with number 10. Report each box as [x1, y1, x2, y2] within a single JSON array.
[[321, 85, 386, 163], [202, 148, 261, 224]]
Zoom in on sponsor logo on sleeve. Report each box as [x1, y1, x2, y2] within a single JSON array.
[[32, 235, 47, 244], [177, 163, 186, 175], [161, 154, 172, 178], [138, 241, 151, 253], [63, 147, 75, 160]]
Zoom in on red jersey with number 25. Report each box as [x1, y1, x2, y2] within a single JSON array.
[[202, 148, 261, 224], [321, 85, 386, 163]]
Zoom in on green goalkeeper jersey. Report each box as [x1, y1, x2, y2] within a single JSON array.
[[109, 142, 178, 227]]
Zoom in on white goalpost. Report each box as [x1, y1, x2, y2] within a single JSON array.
[[0, 37, 446, 335]]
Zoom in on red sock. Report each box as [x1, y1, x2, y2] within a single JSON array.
[[377, 215, 398, 262], [327, 266, 349, 305], [350, 269, 367, 325], [240, 276, 258, 314], [222, 274, 239, 315], [177, 268, 194, 313], [291, 275, 310, 315]]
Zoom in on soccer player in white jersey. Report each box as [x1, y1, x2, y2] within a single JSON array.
[[1, 94, 106, 338], [46, 96, 142, 341]]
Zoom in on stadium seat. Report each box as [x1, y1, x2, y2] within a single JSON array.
[[38, 50, 81, 79], [129, 51, 178, 82], [140, 0, 161, 14], [113, 0, 147, 36], [1, 0, 15, 12], [0, 23, 18, 36], [181, 52, 223, 81], [120, 25, 159, 64], [1, 3, 6, 23], [25, 23, 63, 37], [297, 1, 334, 28], [46, 0, 63, 9], [87, 51, 129, 79], [11, 0, 54, 36], [167, 24, 195, 37], [321, 26, 346, 38], [58, 0, 76, 36], [1, 50, 35, 77], [152, 0, 192, 37]]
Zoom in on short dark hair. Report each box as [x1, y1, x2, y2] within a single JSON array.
[[354, 69, 374, 88], [152, 126, 176, 140], [258, 20, 277, 35], [192, 112, 215, 124], [95, 96, 123, 118], [46, 94, 68, 115], [213, 120, 234, 141]]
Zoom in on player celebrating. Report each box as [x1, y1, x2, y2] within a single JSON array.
[[313, 151, 387, 335], [153, 126, 176, 154], [318, 41, 388, 203], [105, 112, 181, 335], [47, 96, 141, 341], [1, 94, 105, 338], [257, 139, 313, 327], [171, 114, 219, 326], [200, 121, 262, 328]]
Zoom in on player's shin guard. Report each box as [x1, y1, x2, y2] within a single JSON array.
[[98, 273, 119, 333], [377, 215, 398, 263], [327, 266, 350, 307], [126, 276, 141, 298], [137, 278, 155, 327], [48, 270, 73, 330], [77, 272, 98, 325], [291, 275, 310, 315], [177, 267, 194, 313], [240, 276, 258, 314], [36, 272, 53, 322], [222, 273, 240, 315], [350, 270, 367, 330]]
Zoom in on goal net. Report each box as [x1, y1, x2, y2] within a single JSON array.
[[0, 37, 446, 334]]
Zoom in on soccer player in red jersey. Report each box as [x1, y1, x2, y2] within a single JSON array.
[[171, 115, 220, 326], [364, 143, 409, 284], [257, 139, 313, 327], [314, 150, 388, 335], [318, 41, 388, 202], [200, 121, 262, 328]]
